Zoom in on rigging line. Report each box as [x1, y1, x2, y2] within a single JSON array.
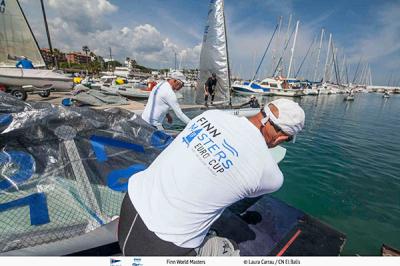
[[271, 26, 296, 77], [295, 35, 316, 78], [252, 23, 279, 81]]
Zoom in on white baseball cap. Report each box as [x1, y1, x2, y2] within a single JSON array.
[[263, 98, 305, 138], [168, 71, 186, 84]]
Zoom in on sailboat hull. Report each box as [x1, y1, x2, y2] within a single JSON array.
[[0, 68, 73, 91], [97, 85, 150, 99], [269, 88, 304, 97], [232, 83, 271, 96]]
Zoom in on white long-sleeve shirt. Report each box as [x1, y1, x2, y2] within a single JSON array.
[[141, 81, 190, 128], [129, 110, 283, 248]]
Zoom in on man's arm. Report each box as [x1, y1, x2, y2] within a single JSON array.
[[239, 101, 250, 108], [16, 61, 22, 68], [168, 94, 191, 124]]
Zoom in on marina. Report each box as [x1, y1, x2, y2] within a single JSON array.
[[0, 0, 399, 259]]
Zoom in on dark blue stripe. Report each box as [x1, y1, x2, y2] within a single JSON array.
[[0, 193, 50, 226], [0, 151, 35, 190], [90, 135, 145, 162], [107, 164, 147, 191]]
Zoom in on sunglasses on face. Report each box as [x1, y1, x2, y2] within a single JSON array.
[[261, 110, 293, 142], [175, 79, 184, 87]]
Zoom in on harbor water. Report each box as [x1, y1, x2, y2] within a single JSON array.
[[171, 88, 400, 255]]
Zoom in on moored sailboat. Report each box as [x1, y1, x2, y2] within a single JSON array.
[[195, 0, 259, 116], [0, 0, 73, 95]]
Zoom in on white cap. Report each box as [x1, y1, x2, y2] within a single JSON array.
[[263, 98, 305, 136], [168, 71, 187, 83]]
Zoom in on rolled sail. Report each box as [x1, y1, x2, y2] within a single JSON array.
[[195, 0, 230, 104]]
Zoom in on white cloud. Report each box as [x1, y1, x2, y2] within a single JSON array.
[[46, 0, 117, 32], [19, 0, 200, 69], [347, 3, 400, 63]]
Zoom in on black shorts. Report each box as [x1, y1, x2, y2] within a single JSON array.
[[118, 193, 196, 256], [206, 86, 215, 95]]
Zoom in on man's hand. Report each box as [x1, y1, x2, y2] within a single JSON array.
[[166, 113, 173, 124], [204, 86, 209, 96]]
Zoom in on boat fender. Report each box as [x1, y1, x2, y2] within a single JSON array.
[[62, 98, 73, 106], [145, 81, 157, 91]]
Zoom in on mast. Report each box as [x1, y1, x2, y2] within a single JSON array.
[[270, 16, 283, 76], [313, 28, 324, 81], [359, 63, 367, 85], [283, 14, 292, 76], [287, 20, 299, 78], [352, 57, 361, 84], [109, 47, 113, 72], [272, 27, 295, 77], [295, 35, 315, 78], [252, 23, 278, 80], [331, 39, 341, 87], [340, 54, 346, 84], [369, 67, 373, 86], [284, 14, 292, 51], [40, 0, 56, 68], [222, 0, 232, 105], [345, 60, 350, 85], [323, 33, 332, 82], [328, 47, 337, 83]]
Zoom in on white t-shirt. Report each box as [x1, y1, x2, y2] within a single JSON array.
[[128, 110, 283, 248], [141, 81, 190, 128]]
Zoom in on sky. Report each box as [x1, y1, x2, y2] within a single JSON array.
[[19, 0, 400, 85]]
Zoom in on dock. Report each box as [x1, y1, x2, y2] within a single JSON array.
[[28, 92, 205, 113]]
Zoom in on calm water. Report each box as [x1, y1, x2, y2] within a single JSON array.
[[172, 89, 400, 255]]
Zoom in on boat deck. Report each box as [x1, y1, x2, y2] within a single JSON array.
[[70, 195, 346, 256]]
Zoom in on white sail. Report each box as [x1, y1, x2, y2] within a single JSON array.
[[195, 0, 230, 104], [0, 0, 46, 67]]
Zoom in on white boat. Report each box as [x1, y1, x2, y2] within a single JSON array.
[[257, 77, 303, 97], [270, 79, 304, 97], [316, 83, 331, 95], [97, 85, 150, 99], [303, 87, 319, 95], [0, 0, 73, 92], [113, 67, 134, 78], [231, 80, 271, 95], [0, 68, 73, 91], [344, 94, 355, 101]]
